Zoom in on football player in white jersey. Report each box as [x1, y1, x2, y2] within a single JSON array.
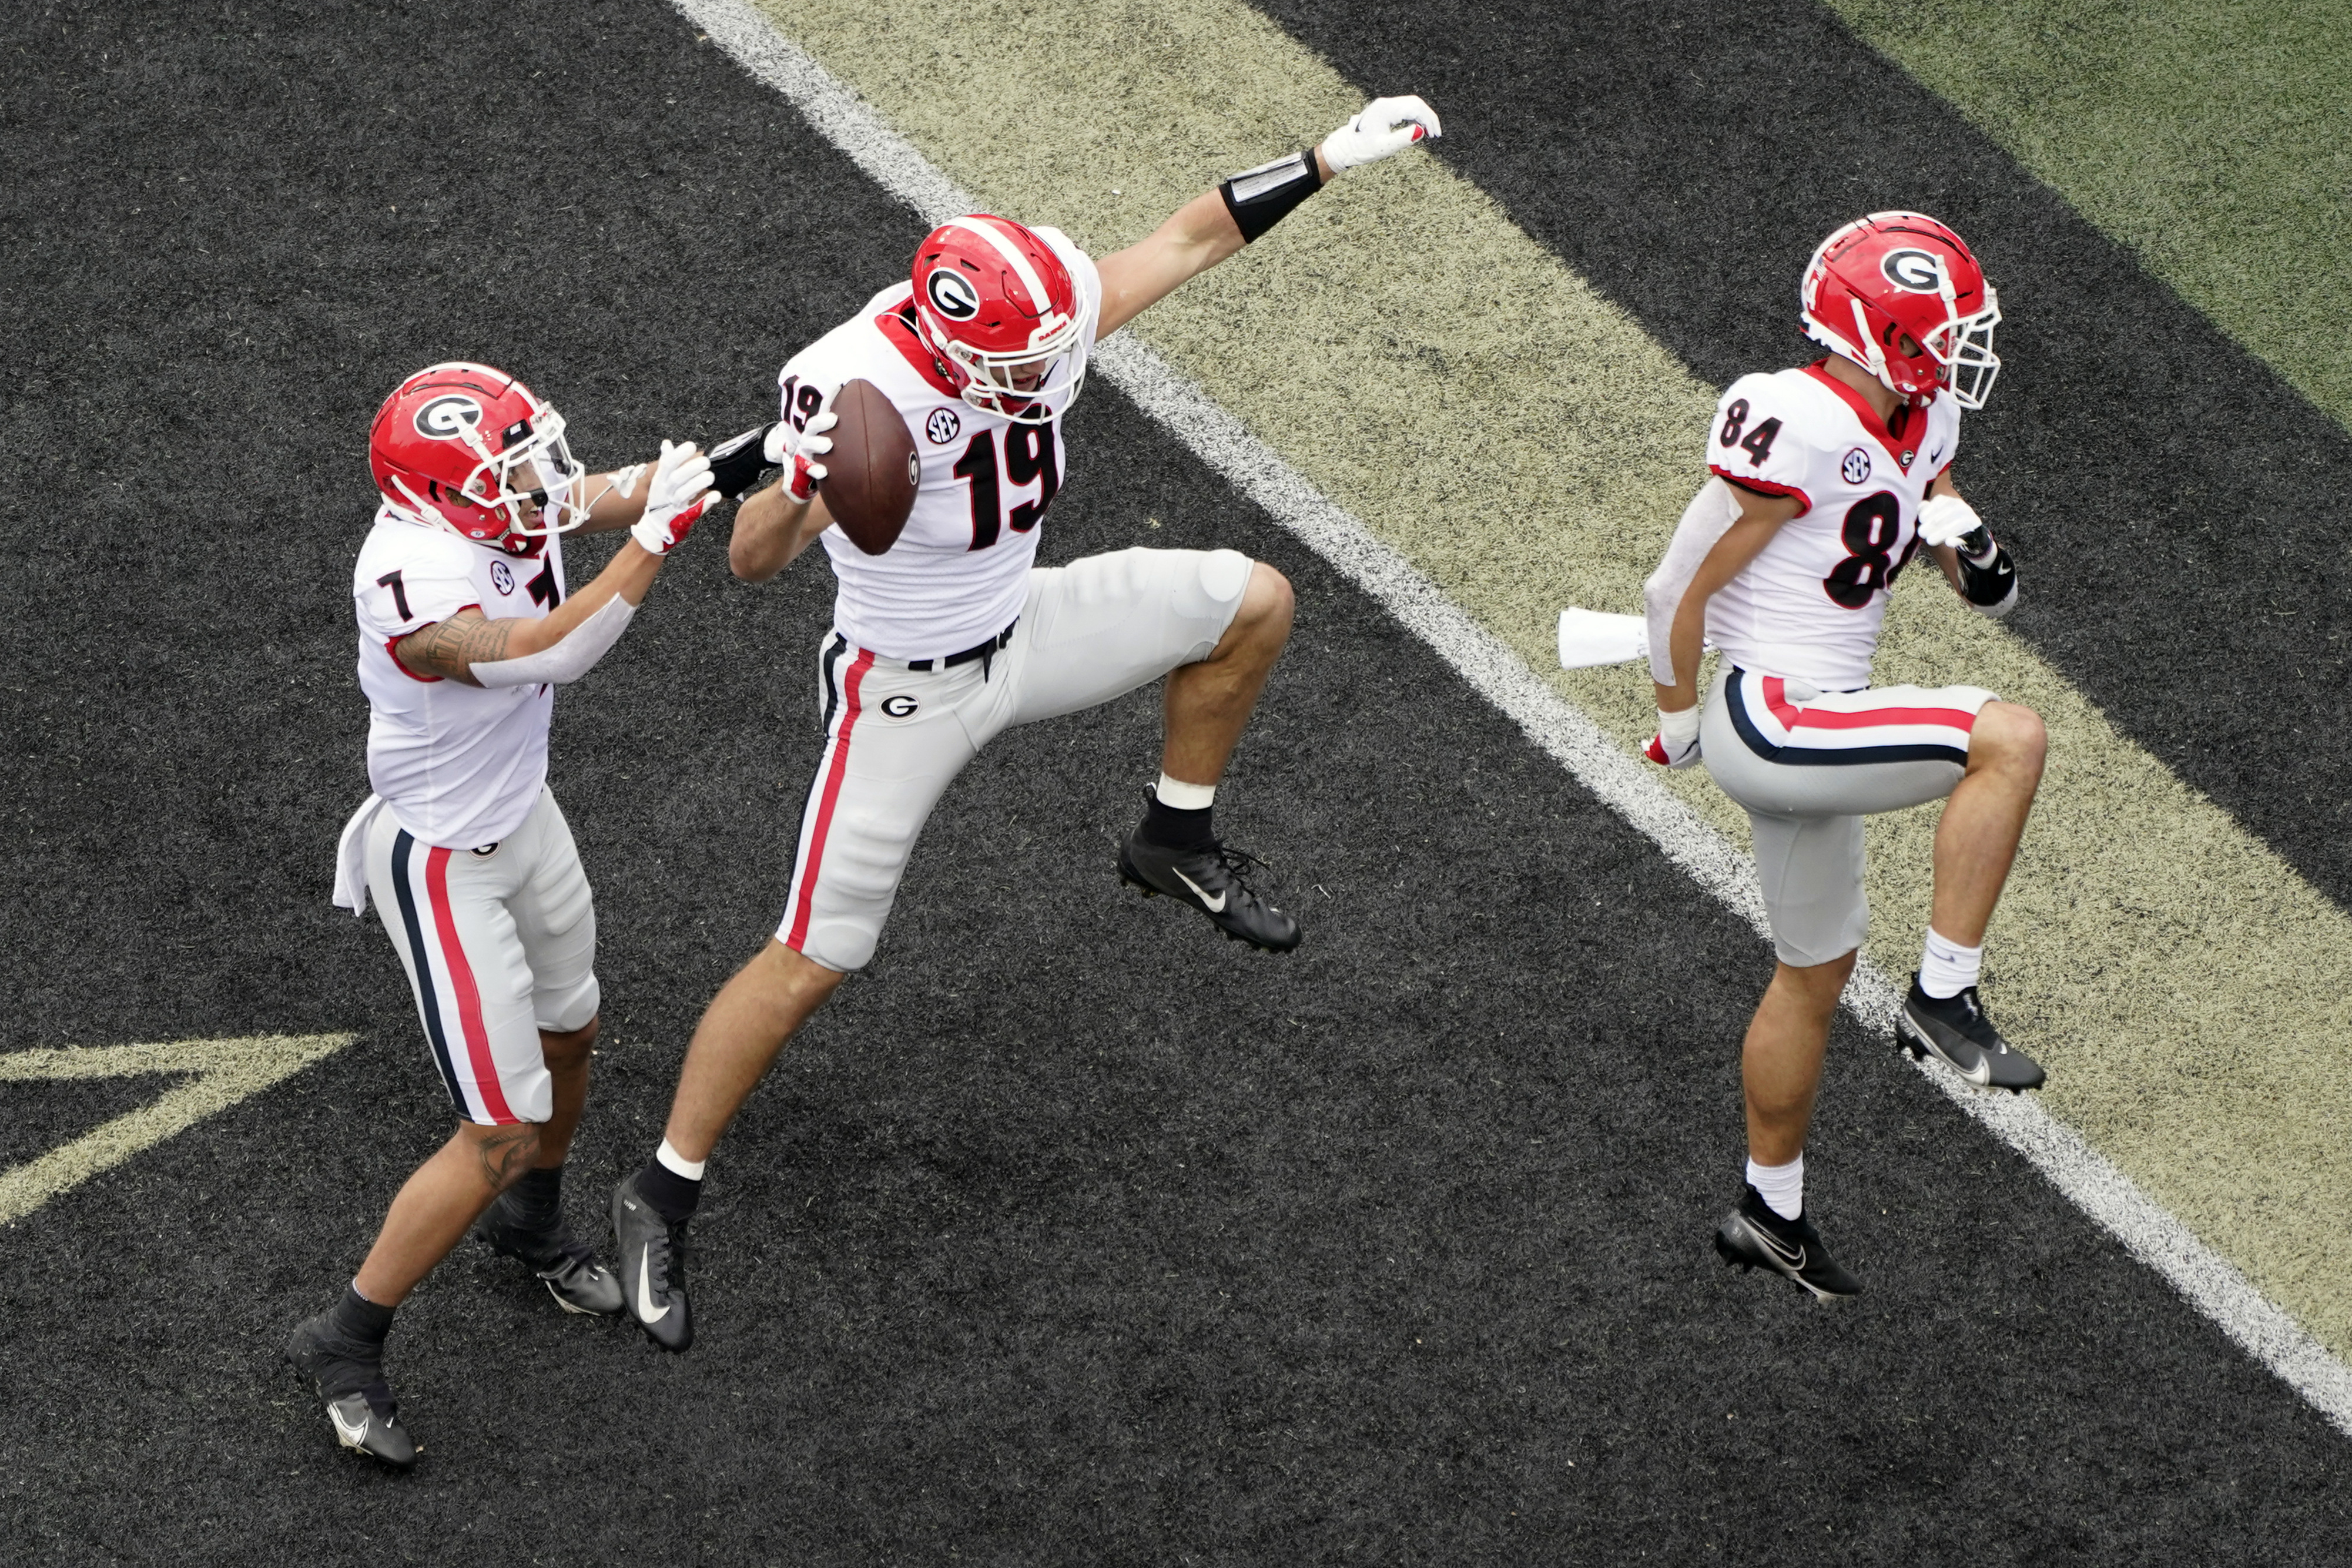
[[1641, 213, 2049, 1299], [286, 363, 719, 1465], [609, 98, 1444, 1352]]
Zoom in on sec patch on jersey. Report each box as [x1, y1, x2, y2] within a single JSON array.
[[822, 378, 921, 555]]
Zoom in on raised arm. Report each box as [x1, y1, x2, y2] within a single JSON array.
[[1095, 96, 1442, 339]]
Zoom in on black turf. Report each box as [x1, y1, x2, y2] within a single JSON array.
[[2, 1, 2347, 1560], [1252, 0, 2352, 906]]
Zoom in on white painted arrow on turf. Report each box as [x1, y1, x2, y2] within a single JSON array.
[[0, 1034, 354, 1225]]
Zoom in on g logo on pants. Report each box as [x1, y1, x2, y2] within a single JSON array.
[[880, 695, 919, 718]]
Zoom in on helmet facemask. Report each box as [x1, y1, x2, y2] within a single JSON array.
[[1801, 212, 2002, 411], [921, 309, 1088, 426], [1931, 289, 2002, 410], [386, 405, 587, 542], [912, 216, 1092, 427]]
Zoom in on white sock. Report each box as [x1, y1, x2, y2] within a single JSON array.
[[1155, 773, 1215, 810], [1918, 926, 1984, 1000], [654, 1137, 706, 1182], [1746, 1154, 1804, 1220]]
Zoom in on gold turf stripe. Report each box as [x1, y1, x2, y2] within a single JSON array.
[[744, 0, 2352, 1354], [0, 1034, 353, 1226], [1828, 0, 2352, 433]]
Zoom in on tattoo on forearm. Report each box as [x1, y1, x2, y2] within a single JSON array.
[[475, 1124, 542, 1188], [400, 608, 516, 685]]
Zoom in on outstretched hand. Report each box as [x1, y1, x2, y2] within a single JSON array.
[[1319, 95, 1443, 174], [765, 387, 839, 503], [629, 440, 716, 556]]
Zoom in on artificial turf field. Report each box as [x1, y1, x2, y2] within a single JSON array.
[[4, 0, 2349, 1560]]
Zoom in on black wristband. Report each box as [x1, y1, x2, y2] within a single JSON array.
[[1959, 542, 2016, 609], [1218, 149, 1324, 243], [706, 421, 778, 500]]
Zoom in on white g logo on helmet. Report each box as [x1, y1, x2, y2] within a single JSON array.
[[926, 269, 981, 321], [1880, 249, 1945, 293], [413, 394, 485, 440]]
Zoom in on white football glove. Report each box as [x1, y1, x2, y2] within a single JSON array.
[[628, 440, 716, 556], [1644, 705, 1703, 769], [1915, 492, 1985, 551], [1318, 95, 1443, 174], [765, 386, 839, 502]]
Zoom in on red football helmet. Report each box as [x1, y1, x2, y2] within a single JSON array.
[[367, 362, 586, 545], [1799, 212, 2002, 409], [910, 216, 1090, 425]]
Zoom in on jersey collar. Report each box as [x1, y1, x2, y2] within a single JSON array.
[[876, 290, 963, 399], [1802, 359, 1926, 473]]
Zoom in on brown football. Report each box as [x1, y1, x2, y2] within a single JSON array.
[[818, 378, 920, 555]]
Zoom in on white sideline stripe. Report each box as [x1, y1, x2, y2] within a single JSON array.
[[674, 0, 2352, 1440]]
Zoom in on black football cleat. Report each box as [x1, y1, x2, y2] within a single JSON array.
[[1897, 977, 2046, 1093], [612, 1174, 693, 1353], [1713, 1184, 1863, 1301], [286, 1312, 417, 1468], [1117, 803, 1301, 953], [475, 1191, 625, 1316]]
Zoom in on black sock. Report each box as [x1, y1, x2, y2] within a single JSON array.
[[636, 1158, 702, 1225], [1140, 793, 1215, 850], [508, 1164, 562, 1229], [331, 1283, 396, 1350]]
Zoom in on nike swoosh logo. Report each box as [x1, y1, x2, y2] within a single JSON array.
[[329, 1402, 371, 1446], [1912, 1016, 1995, 1085], [636, 1244, 671, 1324], [1750, 1219, 1804, 1270], [1173, 868, 1227, 913]]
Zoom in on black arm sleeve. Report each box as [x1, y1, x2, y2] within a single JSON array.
[[1956, 530, 2019, 617], [1218, 150, 1324, 243], [706, 421, 778, 501]]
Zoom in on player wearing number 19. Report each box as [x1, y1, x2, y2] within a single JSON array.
[[1639, 213, 2049, 1300], [285, 363, 719, 1466], [611, 98, 1445, 1352]]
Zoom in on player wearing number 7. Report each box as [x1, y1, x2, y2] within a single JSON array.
[[285, 363, 718, 1466], [609, 98, 1443, 1351], [1640, 213, 2049, 1300]]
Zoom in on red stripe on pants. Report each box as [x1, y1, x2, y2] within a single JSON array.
[[786, 649, 876, 953], [1791, 705, 1980, 733], [1760, 676, 1976, 738], [425, 845, 517, 1124]]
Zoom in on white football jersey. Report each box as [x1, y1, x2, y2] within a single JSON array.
[[352, 508, 565, 848], [779, 227, 1102, 662], [1701, 363, 1962, 689]]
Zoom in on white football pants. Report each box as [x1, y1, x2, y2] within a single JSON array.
[[780, 547, 1252, 971], [1701, 665, 1996, 967], [365, 785, 599, 1124]]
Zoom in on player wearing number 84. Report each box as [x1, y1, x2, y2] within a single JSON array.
[[1639, 212, 2050, 1300]]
